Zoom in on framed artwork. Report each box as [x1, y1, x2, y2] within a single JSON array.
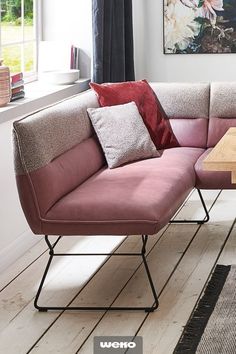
[[163, 0, 236, 54]]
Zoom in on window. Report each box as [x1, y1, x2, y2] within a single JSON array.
[[0, 0, 40, 80]]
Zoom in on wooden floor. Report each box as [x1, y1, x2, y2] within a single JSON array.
[[1, 189, 236, 354]]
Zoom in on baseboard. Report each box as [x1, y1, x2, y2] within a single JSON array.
[[0, 230, 42, 273]]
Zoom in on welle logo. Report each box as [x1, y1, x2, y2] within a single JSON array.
[[94, 336, 143, 354]]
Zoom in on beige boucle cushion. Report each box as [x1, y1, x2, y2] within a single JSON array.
[[13, 91, 99, 175], [210, 82, 236, 118], [150, 82, 210, 119], [87, 102, 160, 168]]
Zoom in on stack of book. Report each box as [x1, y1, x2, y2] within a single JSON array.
[[0, 65, 11, 107], [70, 45, 80, 70], [10, 72, 25, 101]]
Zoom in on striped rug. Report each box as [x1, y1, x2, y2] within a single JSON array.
[[174, 265, 236, 354]]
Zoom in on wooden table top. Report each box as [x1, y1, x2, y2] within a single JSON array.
[[203, 127, 236, 183]]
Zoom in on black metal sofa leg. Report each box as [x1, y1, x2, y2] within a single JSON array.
[[169, 189, 210, 225], [34, 235, 159, 313]]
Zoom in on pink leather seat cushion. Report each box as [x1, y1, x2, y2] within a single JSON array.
[[43, 148, 204, 236], [195, 148, 236, 189]]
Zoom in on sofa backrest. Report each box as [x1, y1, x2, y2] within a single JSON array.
[[151, 83, 210, 148], [208, 82, 236, 147], [13, 90, 105, 233]]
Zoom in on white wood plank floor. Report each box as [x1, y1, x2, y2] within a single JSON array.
[[1, 189, 236, 354]]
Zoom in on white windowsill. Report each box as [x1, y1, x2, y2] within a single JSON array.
[[0, 78, 90, 125]]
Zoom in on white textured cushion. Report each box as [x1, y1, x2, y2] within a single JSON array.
[[87, 102, 159, 168]]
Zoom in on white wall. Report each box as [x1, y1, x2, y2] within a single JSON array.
[[0, 120, 39, 272], [133, 0, 236, 82], [0, 2, 92, 272], [42, 0, 92, 78], [0, 82, 89, 272]]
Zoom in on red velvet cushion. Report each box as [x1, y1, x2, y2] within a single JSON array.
[[90, 80, 179, 149]]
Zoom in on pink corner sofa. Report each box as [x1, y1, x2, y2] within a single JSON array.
[[13, 82, 236, 312]]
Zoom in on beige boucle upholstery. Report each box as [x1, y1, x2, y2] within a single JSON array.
[[13, 82, 212, 176], [13, 91, 99, 175], [210, 82, 236, 118], [150, 82, 210, 119]]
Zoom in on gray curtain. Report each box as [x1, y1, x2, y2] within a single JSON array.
[[92, 0, 135, 83]]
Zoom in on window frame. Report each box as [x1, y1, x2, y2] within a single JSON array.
[[0, 0, 42, 82]]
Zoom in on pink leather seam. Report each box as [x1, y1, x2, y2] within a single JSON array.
[[40, 218, 158, 225]]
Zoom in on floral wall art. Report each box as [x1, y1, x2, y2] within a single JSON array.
[[164, 0, 236, 54]]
